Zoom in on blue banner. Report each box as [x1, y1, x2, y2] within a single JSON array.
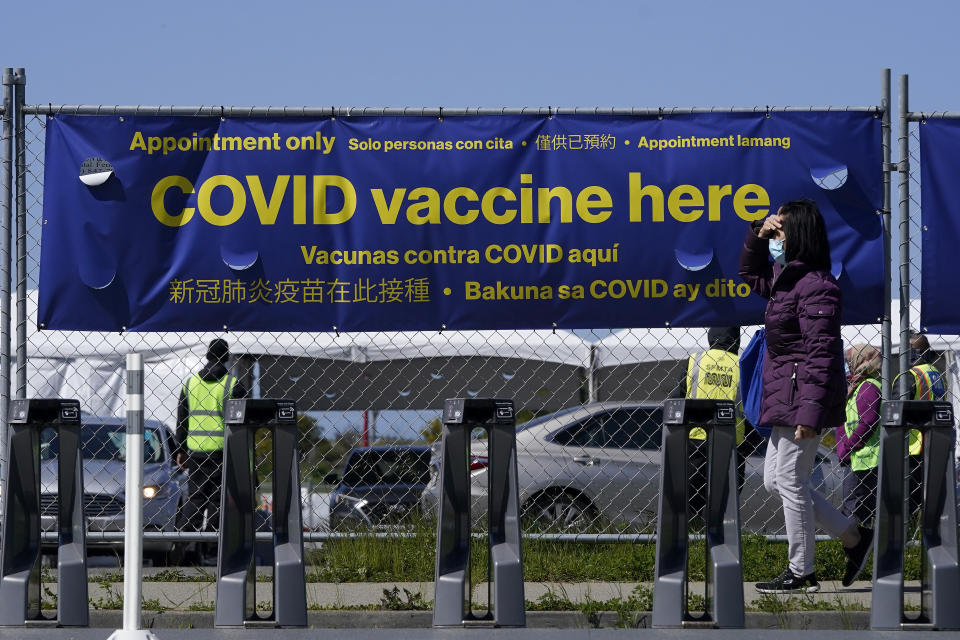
[[39, 112, 883, 331], [920, 119, 960, 333]]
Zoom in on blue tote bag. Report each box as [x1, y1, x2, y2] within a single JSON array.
[[739, 328, 771, 437]]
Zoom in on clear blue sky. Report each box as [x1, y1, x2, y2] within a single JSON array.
[[3, 0, 958, 111]]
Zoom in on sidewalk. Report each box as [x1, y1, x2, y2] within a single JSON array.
[[6, 573, 930, 631], [52, 570, 914, 611]]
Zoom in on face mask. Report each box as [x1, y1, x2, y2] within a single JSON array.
[[769, 238, 786, 265]]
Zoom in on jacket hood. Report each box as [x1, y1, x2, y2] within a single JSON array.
[[196, 362, 230, 382]]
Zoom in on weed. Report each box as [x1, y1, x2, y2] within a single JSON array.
[[144, 568, 188, 582], [193, 567, 216, 582], [90, 571, 124, 588], [752, 592, 792, 629], [527, 588, 578, 611], [378, 586, 431, 611], [686, 592, 706, 613], [41, 584, 57, 611], [578, 592, 604, 628], [90, 583, 124, 610], [142, 598, 166, 612]]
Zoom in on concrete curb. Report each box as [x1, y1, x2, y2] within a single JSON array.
[[61, 610, 878, 630], [55, 579, 905, 610]]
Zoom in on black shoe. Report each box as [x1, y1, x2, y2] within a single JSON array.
[[842, 525, 874, 587], [755, 568, 820, 594]]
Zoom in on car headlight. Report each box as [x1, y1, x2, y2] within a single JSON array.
[[331, 494, 367, 510], [142, 485, 159, 499]]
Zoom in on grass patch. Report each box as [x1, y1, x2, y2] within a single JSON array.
[[144, 568, 192, 582], [527, 585, 658, 628], [751, 593, 868, 613], [305, 529, 920, 583]]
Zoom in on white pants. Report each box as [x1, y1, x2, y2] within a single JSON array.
[[764, 426, 854, 576]]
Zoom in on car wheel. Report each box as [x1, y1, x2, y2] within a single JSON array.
[[523, 490, 595, 533]]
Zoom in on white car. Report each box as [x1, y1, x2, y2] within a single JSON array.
[[421, 402, 843, 533]]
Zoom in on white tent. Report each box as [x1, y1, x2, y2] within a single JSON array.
[[592, 299, 949, 368], [21, 290, 592, 422]]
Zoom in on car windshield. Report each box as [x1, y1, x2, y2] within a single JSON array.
[[342, 448, 430, 487], [39, 424, 165, 464]]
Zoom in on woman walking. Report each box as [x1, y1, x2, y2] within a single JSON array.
[[739, 198, 873, 594]]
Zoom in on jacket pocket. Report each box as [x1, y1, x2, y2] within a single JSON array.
[[787, 362, 799, 406], [802, 302, 837, 319]]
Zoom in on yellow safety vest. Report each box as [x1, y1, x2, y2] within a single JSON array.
[[895, 364, 947, 456], [685, 349, 745, 443], [844, 379, 882, 472], [185, 373, 236, 452]]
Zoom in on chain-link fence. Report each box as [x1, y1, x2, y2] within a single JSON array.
[[900, 78, 960, 533], [5, 70, 954, 576]]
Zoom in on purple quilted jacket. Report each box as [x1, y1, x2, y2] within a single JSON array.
[[738, 224, 846, 432]]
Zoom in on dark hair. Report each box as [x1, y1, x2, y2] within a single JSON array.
[[909, 331, 930, 352], [909, 331, 932, 365], [779, 198, 831, 270], [206, 338, 229, 363], [707, 326, 740, 354]]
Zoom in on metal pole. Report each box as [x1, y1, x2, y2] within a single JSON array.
[[881, 69, 893, 401], [40, 529, 833, 544], [110, 353, 155, 639], [19, 105, 881, 118], [123, 353, 144, 631], [13, 69, 24, 399], [898, 75, 911, 398], [107, 353, 158, 639], [0, 70, 13, 498]]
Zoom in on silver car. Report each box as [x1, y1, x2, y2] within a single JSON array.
[[38, 417, 189, 564], [421, 402, 842, 533]]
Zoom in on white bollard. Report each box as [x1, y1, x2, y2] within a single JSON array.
[[107, 353, 159, 640]]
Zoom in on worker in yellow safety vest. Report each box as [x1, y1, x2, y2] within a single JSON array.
[[893, 332, 947, 516], [175, 338, 247, 563], [835, 344, 882, 526], [669, 326, 747, 520]]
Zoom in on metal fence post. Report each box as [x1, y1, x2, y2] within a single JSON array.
[[897, 74, 912, 398], [872, 401, 960, 630], [881, 68, 893, 400], [433, 398, 524, 628], [653, 398, 743, 629], [12, 69, 23, 401], [0, 69, 13, 509]]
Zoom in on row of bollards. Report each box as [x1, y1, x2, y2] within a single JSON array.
[[0, 395, 958, 630], [650, 398, 960, 631]]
